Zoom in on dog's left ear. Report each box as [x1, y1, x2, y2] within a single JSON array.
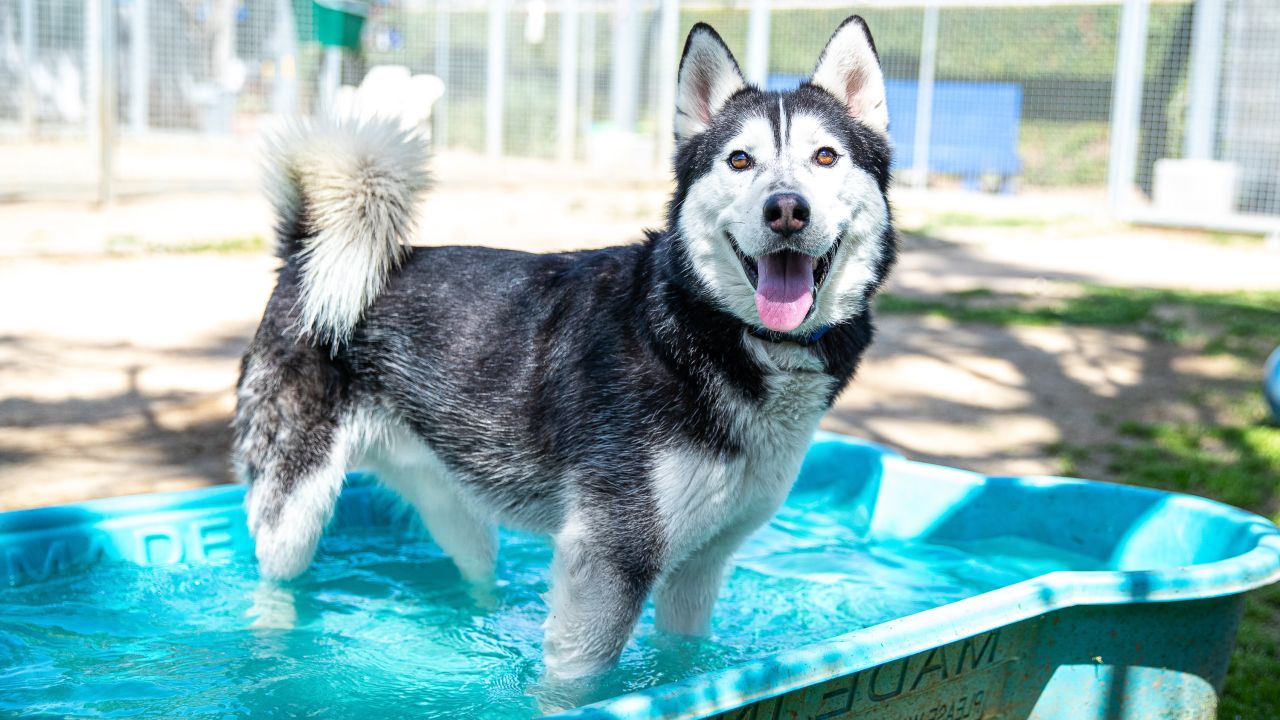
[[810, 16, 888, 134], [675, 23, 747, 142]]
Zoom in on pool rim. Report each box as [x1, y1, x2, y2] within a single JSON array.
[[548, 431, 1280, 719]]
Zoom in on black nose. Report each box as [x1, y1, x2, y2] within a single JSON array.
[[763, 192, 810, 236]]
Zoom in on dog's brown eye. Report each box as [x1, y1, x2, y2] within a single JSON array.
[[814, 147, 838, 167], [728, 151, 753, 171]]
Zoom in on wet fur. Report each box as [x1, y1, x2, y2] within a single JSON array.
[[234, 17, 896, 679]]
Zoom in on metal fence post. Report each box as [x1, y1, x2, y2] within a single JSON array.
[[556, 0, 580, 163], [129, 0, 148, 133], [578, 1, 595, 150], [655, 0, 679, 164], [609, 0, 638, 133], [1184, 0, 1225, 160], [215, 0, 235, 126], [20, 0, 35, 137], [320, 47, 342, 114], [614, 0, 640, 134], [912, 3, 939, 189], [1107, 0, 1150, 215], [86, 0, 115, 204], [270, 0, 299, 116], [86, 0, 99, 151], [485, 0, 508, 157], [434, 0, 451, 148], [102, 0, 115, 204], [744, 0, 770, 87]]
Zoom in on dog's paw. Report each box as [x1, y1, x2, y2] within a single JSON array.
[[466, 576, 504, 610], [245, 581, 298, 630], [530, 672, 601, 715]]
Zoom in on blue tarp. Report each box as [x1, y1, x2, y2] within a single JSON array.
[[767, 76, 1023, 181]]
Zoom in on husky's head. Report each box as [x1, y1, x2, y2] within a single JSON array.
[[671, 17, 894, 337]]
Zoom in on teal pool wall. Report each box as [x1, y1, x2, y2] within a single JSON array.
[[3, 432, 1279, 719]]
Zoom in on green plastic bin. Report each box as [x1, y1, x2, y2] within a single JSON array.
[[293, 0, 367, 49]]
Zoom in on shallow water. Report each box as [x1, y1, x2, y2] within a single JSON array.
[[0, 502, 1097, 718]]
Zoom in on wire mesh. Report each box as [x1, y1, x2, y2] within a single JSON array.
[[1218, 0, 1280, 216], [0, 0, 1275, 231], [1116, 0, 1280, 226], [0, 0, 88, 134], [934, 4, 1120, 191]]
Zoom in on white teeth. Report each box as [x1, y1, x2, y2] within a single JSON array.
[[811, 256, 818, 270]]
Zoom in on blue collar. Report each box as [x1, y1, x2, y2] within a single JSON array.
[[748, 324, 831, 346]]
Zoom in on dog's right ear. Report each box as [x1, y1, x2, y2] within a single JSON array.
[[675, 24, 746, 143]]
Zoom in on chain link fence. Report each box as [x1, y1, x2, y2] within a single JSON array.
[[1116, 0, 1280, 233], [0, 0, 1276, 236]]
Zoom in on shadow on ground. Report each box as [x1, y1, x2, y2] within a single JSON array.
[[0, 330, 254, 509], [0, 231, 1267, 513]]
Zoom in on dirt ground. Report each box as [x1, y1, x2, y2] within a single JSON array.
[[2, 156, 1278, 510]]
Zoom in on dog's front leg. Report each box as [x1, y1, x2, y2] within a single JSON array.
[[653, 522, 755, 637], [542, 514, 658, 680], [653, 553, 730, 637]]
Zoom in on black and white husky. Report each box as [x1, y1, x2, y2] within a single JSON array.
[[234, 17, 896, 679]]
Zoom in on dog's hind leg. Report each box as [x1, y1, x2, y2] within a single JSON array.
[[373, 441, 498, 587], [236, 395, 350, 630], [233, 345, 352, 583], [242, 432, 349, 582]]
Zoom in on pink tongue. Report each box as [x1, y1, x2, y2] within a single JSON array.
[[754, 251, 814, 332]]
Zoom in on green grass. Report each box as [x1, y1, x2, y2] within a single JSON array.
[[925, 213, 1052, 229], [355, 3, 1188, 183], [877, 286, 1280, 362], [1106, 396, 1280, 517], [105, 235, 268, 256], [1057, 395, 1280, 719], [1223, 583, 1280, 719], [903, 211, 1056, 236], [1207, 231, 1270, 247], [698, 4, 1191, 81], [1019, 120, 1111, 186], [886, 283, 1280, 717]]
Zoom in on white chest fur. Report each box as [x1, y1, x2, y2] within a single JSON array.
[[653, 343, 833, 567]]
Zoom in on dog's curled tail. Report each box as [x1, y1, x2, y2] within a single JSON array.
[[263, 117, 429, 346]]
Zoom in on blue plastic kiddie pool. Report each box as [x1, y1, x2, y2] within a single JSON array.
[[3, 432, 1278, 718]]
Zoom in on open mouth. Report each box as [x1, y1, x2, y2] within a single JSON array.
[[729, 234, 839, 334]]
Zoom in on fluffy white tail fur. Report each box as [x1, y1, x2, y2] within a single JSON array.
[[263, 117, 430, 345]]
